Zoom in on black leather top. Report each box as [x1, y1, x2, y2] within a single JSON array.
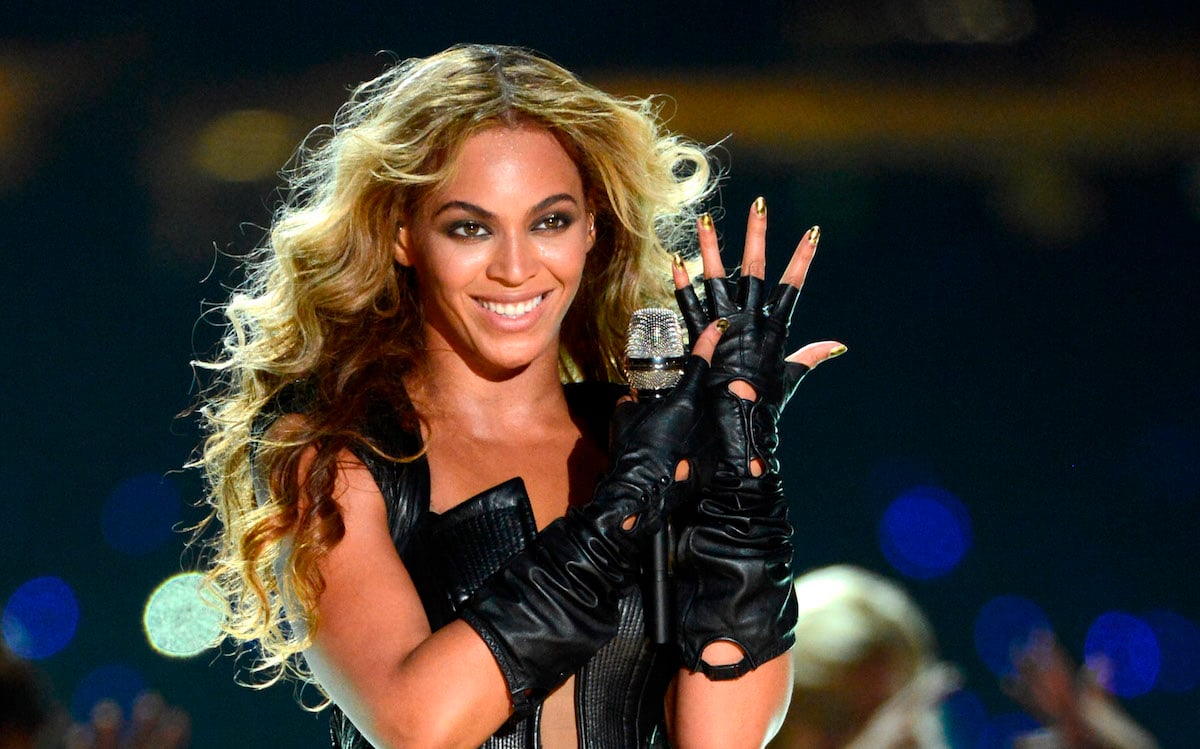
[[319, 382, 674, 748]]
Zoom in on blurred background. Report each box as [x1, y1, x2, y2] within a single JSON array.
[[1, 1, 1197, 746]]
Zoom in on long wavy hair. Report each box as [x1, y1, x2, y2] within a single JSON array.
[[192, 43, 715, 690]]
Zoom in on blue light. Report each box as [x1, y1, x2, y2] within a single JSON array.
[[879, 486, 972, 579], [1084, 612, 1160, 698], [101, 473, 182, 555], [69, 663, 147, 723], [2, 576, 80, 660], [939, 688, 987, 749], [973, 595, 1050, 677], [1143, 609, 1200, 693], [977, 712, 1041, 749]]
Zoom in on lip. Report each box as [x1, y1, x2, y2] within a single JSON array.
[[473, 291, 551, 325]]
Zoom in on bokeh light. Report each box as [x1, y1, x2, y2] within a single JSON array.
[[102, 473, 181, 555], [973, 594, 1050, 676], [143, 572, 223, 657], [1084, 612, 1161, 698], [191, 109, 299, 183], [977, 711, 1041, 749], [2, 576, 80, 659], [940, 688, 987, 748], [1143, 609, 1200, 693], [69, 663, 146, 723], [879, 486, 972, 579]]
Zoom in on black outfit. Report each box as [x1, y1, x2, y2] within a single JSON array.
[[316, 382, 675, 748]]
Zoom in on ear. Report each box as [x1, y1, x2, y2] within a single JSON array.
[[585, 212, 596, 252], [393, 225, 413, 267]]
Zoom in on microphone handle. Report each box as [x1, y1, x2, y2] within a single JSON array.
[[635, 387, 674, 646], [649, 523, 672, 644]]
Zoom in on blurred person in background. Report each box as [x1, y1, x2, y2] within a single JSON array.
[[768, 565, 960, 749], [0, 645, 189, 749]]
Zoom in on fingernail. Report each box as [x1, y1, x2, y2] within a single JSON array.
[[753, 196, 766, 217], [828, 344, 847, 358], [808, 225, 821, 247], [699, 213, 714, 231], [715, 318, 730, 332], [672, 252, 687, 273]]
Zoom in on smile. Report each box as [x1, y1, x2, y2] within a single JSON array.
[[476, 293, 547, 319]]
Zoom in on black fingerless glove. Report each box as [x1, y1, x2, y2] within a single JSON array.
[[671, 275, 808, 679], [672, 469, 797, 679], [458, 356, 709, 714]]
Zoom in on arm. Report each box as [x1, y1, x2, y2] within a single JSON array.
[[669, 199, 845, 748], [301, 454, 512, 749], [300, 325, 725, 749]]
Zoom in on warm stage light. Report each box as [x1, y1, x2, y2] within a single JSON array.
[[191, 108, 299, 183]]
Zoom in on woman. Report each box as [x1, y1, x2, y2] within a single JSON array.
[[195, 44, 842, 748]]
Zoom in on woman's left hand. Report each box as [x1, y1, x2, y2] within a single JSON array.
[[673, 197, 845, 476]]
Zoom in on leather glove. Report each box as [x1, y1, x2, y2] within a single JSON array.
[[458, 353, 710, 714], [671, 273, 807, 679], [676, 274, 807, 477]]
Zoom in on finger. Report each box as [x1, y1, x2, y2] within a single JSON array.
[[130, 691, 166, 748], [670, 252, 690, 290], [673, 284, 707, 346], [742, 197, 767, 279], [785, 341, 847, 370], [765, 283, 800, 329], [779, 225, 820, 290], [697, 213, 724, 280], [90, 699, 123, 749], [687, 319, 725, 363], [736, 275, 764, 313]]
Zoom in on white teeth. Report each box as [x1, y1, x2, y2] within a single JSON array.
[[479, 294, 545, 319]]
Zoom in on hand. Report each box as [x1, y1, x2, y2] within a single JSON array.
[[64, 691, 191, 749], [593, 320, 725, 537], [844, 662, 961, 749], [1005, 630, 1160, 749], [673, 198, 844, 476]]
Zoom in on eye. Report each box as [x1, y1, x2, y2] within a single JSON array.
[[448, 221, 490, 239], [534, 212, 574, 232]]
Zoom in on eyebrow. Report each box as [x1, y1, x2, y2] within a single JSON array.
[[430, 193, 580, 220]]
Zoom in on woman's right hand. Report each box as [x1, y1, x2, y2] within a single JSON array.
[[590, 319, 725, 539]]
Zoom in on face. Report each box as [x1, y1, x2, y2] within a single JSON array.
[[395, 124, 595, 379]]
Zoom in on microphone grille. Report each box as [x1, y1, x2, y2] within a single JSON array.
[[625, 307, 685, 392]]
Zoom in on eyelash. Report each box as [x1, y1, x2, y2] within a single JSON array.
[[446, 212, 575, 238]]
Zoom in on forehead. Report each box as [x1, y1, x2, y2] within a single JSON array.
[[431, 124, 584, 202]]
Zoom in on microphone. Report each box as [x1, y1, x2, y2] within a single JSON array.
[[624, 308, 688, 645]]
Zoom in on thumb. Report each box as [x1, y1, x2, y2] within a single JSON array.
[[786, 340, 847, 370]]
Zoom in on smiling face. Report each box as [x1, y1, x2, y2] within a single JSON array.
[[395, 123, 595, 380]]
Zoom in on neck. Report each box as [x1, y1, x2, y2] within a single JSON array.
[[405, 345, 570, 439]]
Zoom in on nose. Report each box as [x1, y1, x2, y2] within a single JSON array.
[[486, 232, 539, 285]]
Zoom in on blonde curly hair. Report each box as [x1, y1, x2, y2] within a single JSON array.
[[192, 43, 716, 690]]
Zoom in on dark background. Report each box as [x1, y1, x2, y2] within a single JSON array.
[[1, 1, 1197, 746]]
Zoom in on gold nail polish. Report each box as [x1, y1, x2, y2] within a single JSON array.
[[672, 253, 686, 273], [828, 344, 847, 358], [715, 318, 730, 332], [699, 213, 714, 231], [754, 196, 766, 217], [808, 225, 821, 247]]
